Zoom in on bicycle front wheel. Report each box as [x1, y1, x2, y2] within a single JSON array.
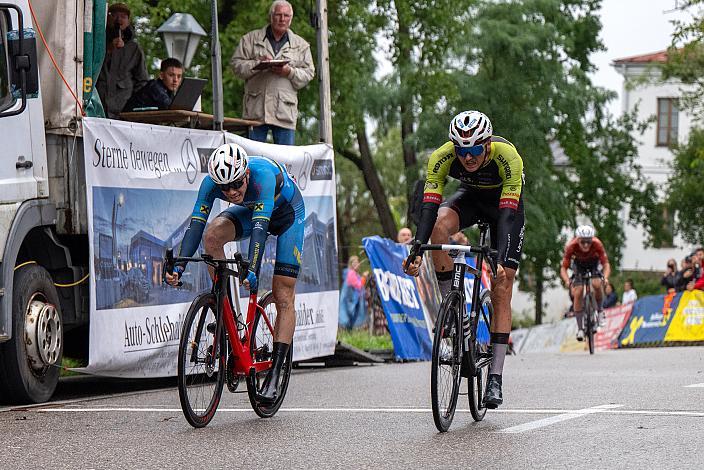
[[177, 293, 225, 428], [431, 291, 463, 432], [246, 291, 293, 418], [585, 294, 595, 355], [468, 289, 493, 421]]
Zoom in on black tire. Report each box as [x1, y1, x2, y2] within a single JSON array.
[[0, 264, 63, 404], [246, 291, 292, 418], [585, 294, 595, 355], [468, 290, 492, 421], [177, 293, 225, 428], [431, 291, 463, 432]]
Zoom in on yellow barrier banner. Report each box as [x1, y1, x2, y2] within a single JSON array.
[[664, 290, 704, 342]]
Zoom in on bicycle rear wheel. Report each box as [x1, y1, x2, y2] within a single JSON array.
[[246, 291, 293, 418], [431, 291, 463, 432], [468, 290, 493, 421], [177, 293, 225, 428]]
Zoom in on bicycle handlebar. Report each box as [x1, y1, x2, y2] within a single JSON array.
[[162, 248, 251, 286], [404, 242, 499, 278]]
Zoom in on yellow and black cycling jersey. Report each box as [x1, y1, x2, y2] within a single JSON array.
[[423, 136, 524, 211]]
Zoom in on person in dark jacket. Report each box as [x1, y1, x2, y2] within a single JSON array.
[[661, 258, 677, 293], [96, 3, 148, 118], [603, 281, 618, 308], [123, 58, 183, 112]]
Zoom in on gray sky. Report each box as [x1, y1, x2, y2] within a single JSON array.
[[591, 0, 693, 116]]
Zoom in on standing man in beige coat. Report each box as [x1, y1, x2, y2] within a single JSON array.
[[231, 0, 315, 145]]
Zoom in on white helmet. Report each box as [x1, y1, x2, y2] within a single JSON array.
[[208, 143, 248, 184], [449, 110, 493, 147], [575, 225, 595, 238]]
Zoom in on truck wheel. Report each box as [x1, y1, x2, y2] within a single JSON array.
[[0, 264, 63, 404]]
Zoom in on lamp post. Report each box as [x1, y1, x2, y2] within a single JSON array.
[[156, 13, 206, 68]]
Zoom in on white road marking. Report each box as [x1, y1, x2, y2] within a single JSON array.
[[495, 404, 624, 434], [29, 405, 704, 419], [684, 382, 704, 388]]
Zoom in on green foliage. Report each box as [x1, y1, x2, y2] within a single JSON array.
[[663, 0, 704, 120], [668, 127, 704, 244], [610, 270, 665, 299]]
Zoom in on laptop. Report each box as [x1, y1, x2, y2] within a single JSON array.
[[169, 77, 207, 111]]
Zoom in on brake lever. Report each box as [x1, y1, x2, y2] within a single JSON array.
[[403, 241, 422, 271], [162, 249, 183, 287]]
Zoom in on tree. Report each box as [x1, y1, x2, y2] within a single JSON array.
[[668, 128, 704, 243], [664, 0, 704, 120]]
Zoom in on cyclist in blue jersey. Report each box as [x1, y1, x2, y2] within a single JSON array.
[[165, 142, 305, 403]]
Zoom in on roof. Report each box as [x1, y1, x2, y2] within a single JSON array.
[[612, 50, 669, 65]]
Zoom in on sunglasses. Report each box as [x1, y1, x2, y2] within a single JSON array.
[[455, 143, 486, 159], [218, 177, 246, 192], [579, 238, 593, 246]]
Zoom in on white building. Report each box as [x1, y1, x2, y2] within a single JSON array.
[[612, 50, 695, 270]]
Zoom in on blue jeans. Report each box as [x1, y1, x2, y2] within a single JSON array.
[[249, 124, 295, 145]]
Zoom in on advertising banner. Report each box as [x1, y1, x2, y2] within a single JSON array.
[[618, 294, 677, 347], [81, 118, 338, 377], [594, 303, 634, 350], [363, 236, 432, 360], [664, 290, 704, 342]]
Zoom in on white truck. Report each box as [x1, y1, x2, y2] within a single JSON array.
[[0, 0, 113, 403], [0, 0, 333, 404]]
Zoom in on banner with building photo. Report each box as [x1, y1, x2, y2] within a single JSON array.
[[80, 118, 338, 377], [223, 133, 339, 361]]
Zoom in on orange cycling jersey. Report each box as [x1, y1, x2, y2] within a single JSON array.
[[561, 237, 609, 269]]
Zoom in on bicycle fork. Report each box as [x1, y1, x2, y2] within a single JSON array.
[[450, 249, 472, 363]]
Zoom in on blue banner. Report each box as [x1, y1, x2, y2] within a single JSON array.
[[618, 293, 680, 347], [363, 236, 432, 360]]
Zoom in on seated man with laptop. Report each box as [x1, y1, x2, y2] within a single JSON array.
[[123, 57, 206, 112]]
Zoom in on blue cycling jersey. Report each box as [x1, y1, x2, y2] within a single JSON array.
[[179, 156, 302, 278]]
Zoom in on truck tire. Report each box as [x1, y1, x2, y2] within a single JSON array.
[[0, 264, 63, 404]]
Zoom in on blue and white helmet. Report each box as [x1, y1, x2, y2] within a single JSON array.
[[449, 110, 493, 147], [208, 143, 248, 184]]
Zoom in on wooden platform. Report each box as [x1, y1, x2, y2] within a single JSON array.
[[119, 110, 262, 133]]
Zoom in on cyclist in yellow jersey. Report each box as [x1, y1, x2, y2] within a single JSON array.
[[404, 110, 525, 409]]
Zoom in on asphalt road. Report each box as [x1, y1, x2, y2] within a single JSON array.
[[2, 347, 703, 469]]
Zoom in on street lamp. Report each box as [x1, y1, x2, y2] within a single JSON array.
[[156, 13, 206, 69]]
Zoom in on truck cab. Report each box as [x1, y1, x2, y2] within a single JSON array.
[[0, 0, 90, 403]]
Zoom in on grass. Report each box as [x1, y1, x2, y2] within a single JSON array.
[[60, 356, 87, 377], [337, 329, 394, 351]]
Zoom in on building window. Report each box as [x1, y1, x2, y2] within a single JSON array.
[[657, 98, 679, 147]]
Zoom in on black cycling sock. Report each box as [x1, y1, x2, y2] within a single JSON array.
[[436, 270, 453, 299]]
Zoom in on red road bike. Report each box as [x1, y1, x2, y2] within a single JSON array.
[[164, 249, 292, 428]]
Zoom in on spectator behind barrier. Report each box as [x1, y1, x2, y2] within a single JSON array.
[[338, 256, 368, 330], [96, 2, 149, 119], [123, 58, 184, 112], [661, 258, 678, 293], [622, 278, 638, 305], [675, 256, 695, 292], [397, 227, 413, 244], [603, 281, 618, 308], [230, 0, 315, 145]]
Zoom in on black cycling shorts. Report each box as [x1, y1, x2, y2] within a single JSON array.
[[441, 186, 525, 270], [570, 262, 601, 287]]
